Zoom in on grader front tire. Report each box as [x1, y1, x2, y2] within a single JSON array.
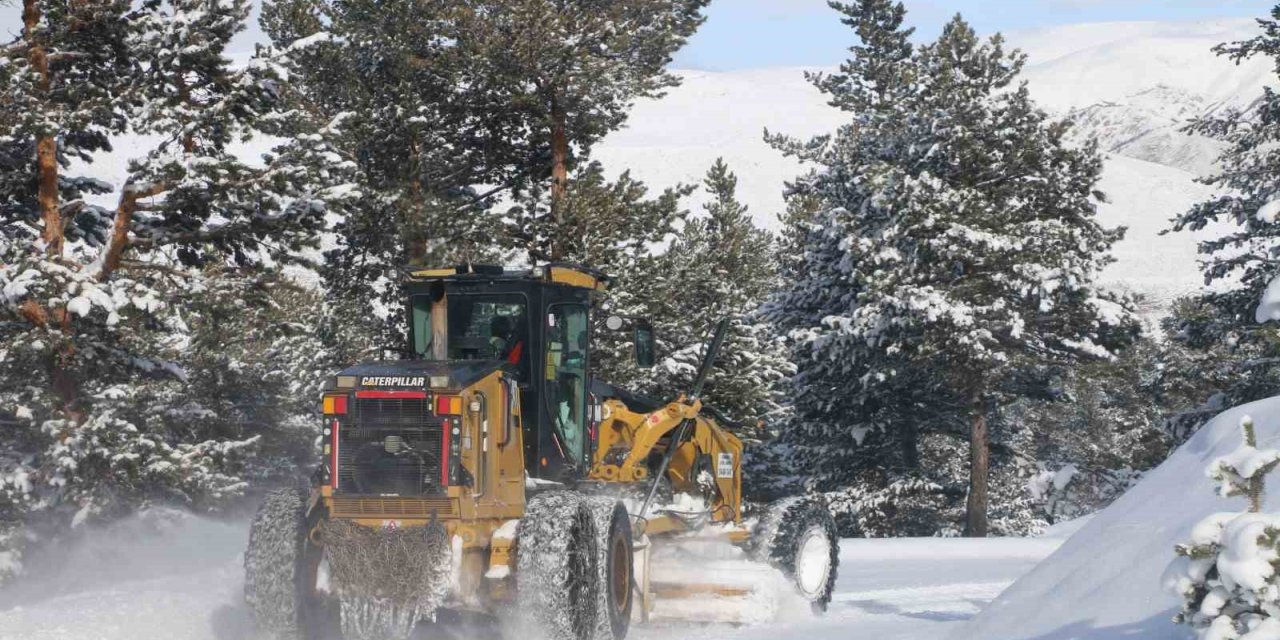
[[752, 496, 840, 613], [244, 488, 325, 640], [516, 492, 602, 640]]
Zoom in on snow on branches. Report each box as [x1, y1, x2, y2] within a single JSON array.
[[763, 6, 1139, 536], [0, 1, 351, 582], [1166, 416, 1280, 639]]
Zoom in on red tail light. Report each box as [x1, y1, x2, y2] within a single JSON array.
[[436, 395, 462, 415], [441, 423, 452, 486], [330, 419, 340, 489], [323, 394, 347, 415]]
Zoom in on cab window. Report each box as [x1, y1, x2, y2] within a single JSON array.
[[411, 295, 528, 374], [545, 304, 588, 465]]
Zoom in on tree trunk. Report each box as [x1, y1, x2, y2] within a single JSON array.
[[26, 0, 62, 257], [898, 419, 919, 471], [177, 72, 195, 154], [548, 93, 569, 261], [404, 135, 429, 265], [99, 182, 167, 280], [965, 392, 990, 538]]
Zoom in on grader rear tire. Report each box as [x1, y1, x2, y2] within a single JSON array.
[[751, 495, 839, 613], [584, 498, 634, 640], [516, 492, 601, 640], [244, 488, 328, 640]]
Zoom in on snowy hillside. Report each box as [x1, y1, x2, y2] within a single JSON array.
[[589, 19, 1273, 311], [1092, 155, 1229, 309], [951, 395, 1280, 640], [77, 19, 1269, 309], [1007, 19, 1271, 113], [1009, 19, 1272, 176], [1063, 86, 1228, 176]]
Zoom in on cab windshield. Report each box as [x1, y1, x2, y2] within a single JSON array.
[[411, 295, 528, 370]]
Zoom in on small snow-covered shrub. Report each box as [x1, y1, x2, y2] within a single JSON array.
[[1165, 416, 1280, 638]]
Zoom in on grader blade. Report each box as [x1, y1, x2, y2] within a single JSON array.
[[633, 534, 801, 627]]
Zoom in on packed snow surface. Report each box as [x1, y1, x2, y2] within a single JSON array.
[[0, 512, 1059, 640], [952, 396, 1280, 640]]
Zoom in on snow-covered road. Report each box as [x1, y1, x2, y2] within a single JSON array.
[[640, 537, 1061, 640], [0, 514, 1061, 640]]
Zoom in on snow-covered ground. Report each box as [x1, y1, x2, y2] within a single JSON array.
[[952, 396, 1280, 640], [0, 513, 1059, 640]]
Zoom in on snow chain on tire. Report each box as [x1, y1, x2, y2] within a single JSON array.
[[583, 497, 634, 640], [517, 492, 602, 640], [245, 487, 311, 640], [751, 494, 840, 613]]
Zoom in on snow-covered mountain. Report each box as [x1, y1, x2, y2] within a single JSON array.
[[1062, 85, 1227, 176], [1010, 19, 1272, 176], [83, 19, 1270, 311], [1008, 19, 1271, 113], [594, 18, 1273, 311]]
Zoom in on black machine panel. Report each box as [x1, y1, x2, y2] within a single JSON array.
[[338, 396, 446, 496]]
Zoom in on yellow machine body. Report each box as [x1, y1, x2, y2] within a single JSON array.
[[307, 264, 755, 618]]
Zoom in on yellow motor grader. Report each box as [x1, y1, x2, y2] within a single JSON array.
[[243, 263, 838, 640]]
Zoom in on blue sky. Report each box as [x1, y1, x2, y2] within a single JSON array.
[[2, 0, 1276, 70], [673, 0, 1277, 69]]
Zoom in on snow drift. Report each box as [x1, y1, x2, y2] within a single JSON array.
[[952, 396, 1280, 640]]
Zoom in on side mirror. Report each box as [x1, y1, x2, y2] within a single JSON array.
[[634, 321, 656, 368], [606, 315, 656, 368]]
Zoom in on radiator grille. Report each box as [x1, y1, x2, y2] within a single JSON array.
[[337, 397, 445, 496], [329, 496, 455, 518], [353, 397, 432, 427]]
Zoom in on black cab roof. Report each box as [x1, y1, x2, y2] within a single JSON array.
[[404, 263, 610, 292]]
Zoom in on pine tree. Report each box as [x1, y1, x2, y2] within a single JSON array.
[[809, 0, 915, 112], [259, 0, 539, 351], [636, 159, 793, 427], [1165, 5, 1280, 443], [768, 8, 1138, 536], [1175, 4, 1280, 320], [462, 0, 709, 258], [1166, 416, 1280, 639], [1004, 339, 1173, 525], [0, 2, 349, 580], [0, 0, 133, 259], [504, 162, 693, 388]]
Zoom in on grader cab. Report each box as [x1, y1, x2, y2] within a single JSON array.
[[243, 263, 839, 640]]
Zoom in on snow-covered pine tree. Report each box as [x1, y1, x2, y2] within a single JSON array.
[[1166, 5, 1280, 441], [173, 274, 335, 480], [768, 8, 1138, 536], [260, 0, 532, 352], [1003, 340, 1173, 525], [760, 0, 961, 533], [463, 0, 709, 259], [641, 159, 792, 429], [504, 162, 692, 389], [1166, 416, 1280, 639], [0, 1, 351, 581], [0, 0, 132, 257], [1161, 297, 1278, 444], [808, 0, 915, 113], [1176, 4, 1280, 323]]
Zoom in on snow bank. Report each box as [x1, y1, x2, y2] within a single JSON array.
[[952, 396, 1280, 640], [1040, 515, 1096, 540], [0, 508, 245, 608]]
